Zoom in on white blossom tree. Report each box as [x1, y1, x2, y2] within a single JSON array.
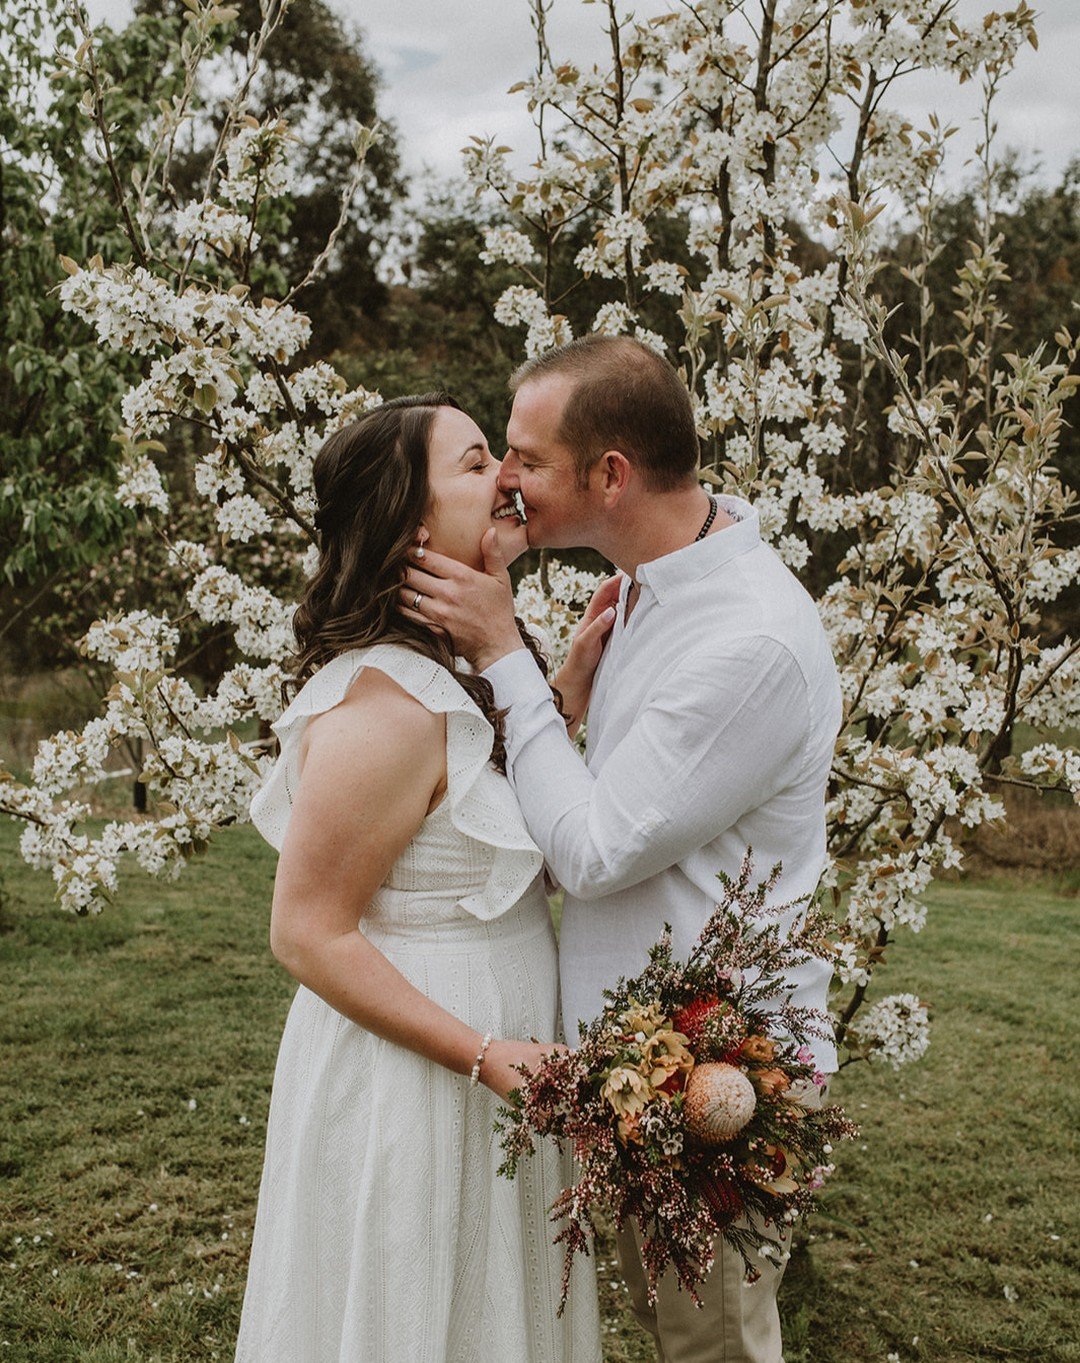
[[2, 0, 1077, 1073], [466, 0, 1079, 1066], [2, 0, 383, 900]]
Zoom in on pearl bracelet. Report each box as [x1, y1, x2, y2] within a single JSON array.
[[469, 1032, 493, 1088]]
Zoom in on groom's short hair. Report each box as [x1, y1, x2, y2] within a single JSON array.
[[509, 335, 699, 491]]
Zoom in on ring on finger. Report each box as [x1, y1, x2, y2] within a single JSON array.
[[412, 591, 424, 611]]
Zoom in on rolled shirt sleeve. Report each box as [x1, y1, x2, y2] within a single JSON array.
[[483, 637, 810, 901]]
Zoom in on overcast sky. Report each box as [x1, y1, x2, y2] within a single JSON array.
[[83, 0, 1080, 191]]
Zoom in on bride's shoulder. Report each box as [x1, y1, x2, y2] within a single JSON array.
[[298, 649, 445, 766], [281, 643, 479, 753], [356, 642, 483, 715], [278, 644, 431, 731], [329, 656, 442, 723], [306, 671, 443, 763], [307, 643, 446, 718]]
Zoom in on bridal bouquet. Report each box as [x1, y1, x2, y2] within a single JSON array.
[[497, 855, 857, 1309]]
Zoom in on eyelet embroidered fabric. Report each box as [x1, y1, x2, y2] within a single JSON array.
[[237, 643, 601, 1363], [251, 642, 547, 921]]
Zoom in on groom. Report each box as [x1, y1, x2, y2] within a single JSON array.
[[404, 335, 841, 1363]]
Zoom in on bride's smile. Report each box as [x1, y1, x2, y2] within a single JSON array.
[[422, 407, 528, 570]]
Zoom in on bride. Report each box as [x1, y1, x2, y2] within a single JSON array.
[[235, 393, 613, 1362]]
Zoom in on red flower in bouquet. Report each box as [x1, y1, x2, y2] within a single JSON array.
[[657, 1070, 686, 1097], [672, 995, 723, 1045], [700, 1172, 745, 1230]]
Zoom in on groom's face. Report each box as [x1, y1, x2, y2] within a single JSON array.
[[500, 375, 599, 549]]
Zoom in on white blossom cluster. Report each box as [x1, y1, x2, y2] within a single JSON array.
[[116, 453, 169, 514], [832, 939, 870, 990], [514, 565, 609, 670], [186, 564, 294, 662], [830, 733, 1004, 935], [82, 611, 180, 672], [591, 301, 635, 337], [852, 994, 931, 1070], [174, 200, 257, 255], [1018, 745, 1080, 803], [140, 735, 263, 825], [26, 824, 121, 914], [57, 244, 380, 563], [493, 286, 573, 358], [13, 620, 284, 910], [1021, 642, 1080, 733], [31, 730, 110, 799], [642, 260, 684, 297], [59, 262, 313, 368], [479, 226, 538, 267], [575, 212, 650, 279], [214, 493, 273, 544], [219, 119, 293, 206], [460, 136, 512, 196]]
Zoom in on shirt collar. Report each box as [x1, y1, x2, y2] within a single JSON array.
[[634, 495, 760, 605]]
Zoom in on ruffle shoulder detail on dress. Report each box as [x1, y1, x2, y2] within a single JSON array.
[[249, 643, 544, 921]]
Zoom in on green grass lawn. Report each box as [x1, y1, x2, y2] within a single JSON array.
[[0, 822, 1076, 1362]]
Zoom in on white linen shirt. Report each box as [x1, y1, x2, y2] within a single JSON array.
[[483, 496, 842, 1072]]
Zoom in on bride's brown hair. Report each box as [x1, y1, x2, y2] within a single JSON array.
[[289, 392, 557, 772]]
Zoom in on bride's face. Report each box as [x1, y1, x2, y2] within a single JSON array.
[[423, 407, 528, 570]]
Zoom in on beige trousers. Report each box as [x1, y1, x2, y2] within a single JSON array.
[[615, 1084, 825, 1363], [615, 1214, 787, 1363]]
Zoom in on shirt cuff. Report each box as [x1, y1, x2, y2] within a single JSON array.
[[482, 646, 553, 709], [481, 647, 565, 770]]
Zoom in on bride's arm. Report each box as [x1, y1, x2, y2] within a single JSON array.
[[269, 667, 553, 1101]]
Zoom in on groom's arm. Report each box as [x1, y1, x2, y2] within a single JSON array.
[[483, 637, 809, 900]]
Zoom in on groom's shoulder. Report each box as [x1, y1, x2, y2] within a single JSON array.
[[690, 547, 823, 639], [670, 564, 831, 679]]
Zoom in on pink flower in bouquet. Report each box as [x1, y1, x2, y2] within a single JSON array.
[[793, 1047, 828, 1090]]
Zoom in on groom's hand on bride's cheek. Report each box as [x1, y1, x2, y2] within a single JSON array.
[[398, 531, 526, 671]]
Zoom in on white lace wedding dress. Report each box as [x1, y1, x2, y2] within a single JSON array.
[[235, 643, 601, 1363]]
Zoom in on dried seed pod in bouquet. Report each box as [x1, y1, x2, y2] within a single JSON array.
[[683, 1062, 757, 1144]]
